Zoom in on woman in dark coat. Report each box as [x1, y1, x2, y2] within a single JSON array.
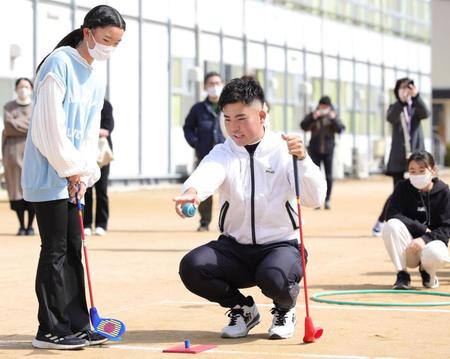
[[372, 78, 430, 236]]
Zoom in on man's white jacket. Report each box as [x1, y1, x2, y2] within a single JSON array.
[[182, 130, 327, 245]]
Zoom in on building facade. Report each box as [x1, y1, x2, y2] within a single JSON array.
[[0, 0, 432, 182]]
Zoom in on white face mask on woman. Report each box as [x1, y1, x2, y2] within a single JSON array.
[[409, 172, 433, 190], [88, 31, 115, 61], [16, 87, 32, 104]]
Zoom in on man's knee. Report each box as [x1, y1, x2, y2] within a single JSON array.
[[255, 269, 299, 308]]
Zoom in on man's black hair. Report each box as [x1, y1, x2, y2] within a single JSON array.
[[218, 77, 265, 110], [204, 71, 222, 85]]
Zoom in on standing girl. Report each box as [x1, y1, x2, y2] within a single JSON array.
[[22, 5, 125, 350], [2, 78, 35, 235], [383, 151, 450, 290]]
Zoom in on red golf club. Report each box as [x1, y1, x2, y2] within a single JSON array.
[[292, 155, 323, 343]]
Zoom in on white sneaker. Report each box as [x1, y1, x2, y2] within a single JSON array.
[[372, 221, 384, 237], [268, 306, 296, 339], [220, 303, 261, 338], [95, 227, 106, 236], [84, 228, 92, 236]]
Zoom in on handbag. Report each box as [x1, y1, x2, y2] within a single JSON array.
[[97, 136, 114, 167]]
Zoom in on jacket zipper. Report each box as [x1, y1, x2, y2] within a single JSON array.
[[218, 201, 230, 232], [250, 153, 256, 244], [285, 201, 299, 230]]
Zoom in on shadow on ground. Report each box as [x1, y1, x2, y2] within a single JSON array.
[[121, 330, 265, 345]]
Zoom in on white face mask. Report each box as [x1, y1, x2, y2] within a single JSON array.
[[17, 87, 32, 102], [88, 31, 115, 61], [207, 85, 223, 98], [409, 172, 433, 190]]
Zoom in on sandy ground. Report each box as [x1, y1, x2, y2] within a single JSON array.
[[0, 174, 449, 359]]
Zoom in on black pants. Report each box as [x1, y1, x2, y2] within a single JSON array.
[[10, 199, 35, 229], [377, 173, 404, 222], [179, 236, 303, 310], [84, 165, 110, 229], [309, 151, 333, 202], [34, 199, 90, 336]]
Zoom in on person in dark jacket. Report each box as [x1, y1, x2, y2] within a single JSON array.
[[183, 72, 226, 231], [372, 78, 430, 236], [383, 151, 450, 290], [300, 95, 344, 209], [83, 99, 114, 236]]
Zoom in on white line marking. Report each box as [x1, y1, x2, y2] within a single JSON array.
[[110, 344, 400, 359], [160, 299, 450, 314]]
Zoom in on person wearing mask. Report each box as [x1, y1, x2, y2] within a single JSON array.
[[174, 77, 326, 340], [300, 96, 345, 210], [21, 5, 126, 350], [383, 151, 450, 289], [2, 78, 35, 235], [83, 99, 114, 236], [372, 78, 430, 236], [183, 72, 226, 231]]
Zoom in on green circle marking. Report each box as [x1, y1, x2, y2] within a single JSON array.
[[311, 289, 450, 307]]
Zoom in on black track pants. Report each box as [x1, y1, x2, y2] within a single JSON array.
[[179, 236, 304, 309], [34, 199, 90, 336]]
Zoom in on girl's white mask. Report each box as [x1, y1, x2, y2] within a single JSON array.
[[409, 172, 433, 190], [88, 31, 115, 61]]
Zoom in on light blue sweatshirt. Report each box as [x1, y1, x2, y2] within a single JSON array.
[[22, 46, 105, 202]]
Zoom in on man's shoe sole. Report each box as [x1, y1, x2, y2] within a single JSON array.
[[32, 338, 86, 350], [220, 314, 261, 338]]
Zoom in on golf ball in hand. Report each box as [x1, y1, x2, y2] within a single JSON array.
[[182, 203, 196, 217]]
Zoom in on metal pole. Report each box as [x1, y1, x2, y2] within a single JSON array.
[[284, 42, 288, 132], [138, 0, 143, 175], [32, 0, 38, 72], [168, 19, 173, 174]]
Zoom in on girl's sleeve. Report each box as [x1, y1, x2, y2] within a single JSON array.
[[31, 73, 98, 180]]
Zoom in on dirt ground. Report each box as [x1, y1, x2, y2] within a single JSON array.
[[1, 174, 449, 359]]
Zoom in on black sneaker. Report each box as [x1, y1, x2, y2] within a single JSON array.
[[393, 270, 411, 290], [419, 268, 439, 288], [197, 224, 209, 232], [32, 332, 86, 350], [75, 330, 108, 346], [26, 227, 35, 236], [17, 228, 26, 236]]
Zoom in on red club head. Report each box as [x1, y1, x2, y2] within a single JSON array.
[[303, 316, 323, 343]]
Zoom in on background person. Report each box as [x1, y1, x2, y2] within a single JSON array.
[[300, 95, 345, 209], [21, 5, 126, 350], [383, 151, 450, 290], [2, 77, 35, 235], [83, 99, 114, 236], [372, 78, 430, 236], [174, 77, 326, 340], [183, 71, 226, 231]]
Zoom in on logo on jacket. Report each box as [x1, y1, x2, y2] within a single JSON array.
[[417, 206, 426, 212], [265, 167, 275, 174]]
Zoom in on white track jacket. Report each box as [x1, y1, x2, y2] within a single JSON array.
[[182, 130, 327, 245]]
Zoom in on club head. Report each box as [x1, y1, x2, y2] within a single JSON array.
[[303, 316, 323, 343], [90, 307, 126, 339]]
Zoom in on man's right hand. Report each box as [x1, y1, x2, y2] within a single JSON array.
[[173, 188, 200, 218]]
